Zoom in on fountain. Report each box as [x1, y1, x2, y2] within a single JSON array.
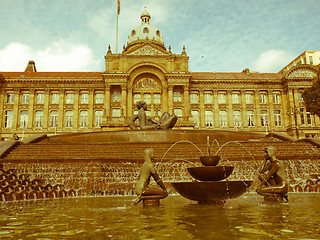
[[171, 138, 253, 204]]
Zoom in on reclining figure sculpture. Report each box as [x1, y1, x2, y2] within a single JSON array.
[[128, 101, 177, 130]]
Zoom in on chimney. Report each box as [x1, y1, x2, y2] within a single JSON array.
[[25, 60, 37, 72]]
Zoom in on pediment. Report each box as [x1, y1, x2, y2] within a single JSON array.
[[126, 44, 169, 56], [287, 68, 317, 79]]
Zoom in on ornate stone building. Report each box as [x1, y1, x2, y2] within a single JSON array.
[[0, 9, 319, 140]]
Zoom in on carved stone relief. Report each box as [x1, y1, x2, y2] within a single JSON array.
[[129, 45, 166, 56], [288, 69, 317, 78]]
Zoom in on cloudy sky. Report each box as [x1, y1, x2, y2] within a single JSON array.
[[0, 0, 319, 73]]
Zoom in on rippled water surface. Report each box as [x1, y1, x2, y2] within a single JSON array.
[[0, 193, 319, 239]]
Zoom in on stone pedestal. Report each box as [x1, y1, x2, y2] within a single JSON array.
[[264, 195, 285, 203], [143, 198, 160, 207]]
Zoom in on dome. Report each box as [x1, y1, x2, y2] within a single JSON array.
[[127, 8, 164, 46]]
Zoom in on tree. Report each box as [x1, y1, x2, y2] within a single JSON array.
[[302, 77, 320, 117]]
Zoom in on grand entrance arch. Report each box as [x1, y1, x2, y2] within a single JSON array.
[[131, 73, 162, 118]]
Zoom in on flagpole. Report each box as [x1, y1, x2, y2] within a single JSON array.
[[116, 0, 120, 54]]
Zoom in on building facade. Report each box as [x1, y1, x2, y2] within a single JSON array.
[[1, 9, 320, 140]]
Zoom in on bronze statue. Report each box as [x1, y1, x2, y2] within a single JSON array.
[[128, 101, 177, 130], [134, 148, 168, 205], [256, 146, 288, 201]]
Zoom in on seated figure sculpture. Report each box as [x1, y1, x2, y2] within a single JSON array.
[[134, 148, 168, 206], [128, 101, 177, 130], [256, 146, 288, 201]]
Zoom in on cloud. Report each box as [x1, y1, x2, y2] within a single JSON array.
[[0, 41, 101, 72], [252, 49, 296, 73]]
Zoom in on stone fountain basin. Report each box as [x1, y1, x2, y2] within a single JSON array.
[[171, 181, 253, 204], [187, 166, 234, 181]]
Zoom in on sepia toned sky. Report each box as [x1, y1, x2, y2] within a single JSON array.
[[0, 0, 319, 73]]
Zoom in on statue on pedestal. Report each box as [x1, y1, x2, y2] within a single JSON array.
[[256, 146, 288, 201], [128, 101, 177, 130], [134, 148, 168, 206]]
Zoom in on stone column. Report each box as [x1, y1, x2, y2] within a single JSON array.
[[27, 90, 35, 129], [73, 90, 80, 130], [105, 85, 111, 119], [254, 90, 261, 128], [127, 86, 133, 116], [240, 90, 247, 127], [213, 90, 219, 128], [183, 85, 190, 118], [293, 89, 301, 126], [162, 86, 168, 113], [168, 85, 174, 114], [227, 90, 233, 128], [58, 89, 65, 130], [0, 89, 4, 129], [267, 90, 274, 129], [120, 84, 127, 118], [42, 89, 50, 130], [12, 89, 20, 130], [287, 88, 295, 127], [199, 88, 205, 128], [281, 90, 290, 128], [88, 89, 94, 129]]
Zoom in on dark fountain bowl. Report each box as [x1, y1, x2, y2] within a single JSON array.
[[171, 181, 253, 204], [200, 155, 220, 166], [187, 166, 234, 181]]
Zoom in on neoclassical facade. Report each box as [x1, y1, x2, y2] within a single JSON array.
[[0, 9, 320, 140]]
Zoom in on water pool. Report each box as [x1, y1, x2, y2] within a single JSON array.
[[0, 193, 319, 239]]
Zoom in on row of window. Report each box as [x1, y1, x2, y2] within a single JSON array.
[[6, 93, 104, 105], [4, 110, 104, 129], [6, 91, 287, 106], [187, 110, 284, 128]]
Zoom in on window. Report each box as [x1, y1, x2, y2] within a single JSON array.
[[66, 93, 74, 104], [6, 93, 14, 104], [95, 110, 103, 127], [274, 110, 282, 126], [21, 93, 29, 104], [51, 93, 59, 104], [144, 93, 151, 104], [205, 110, 213, 127], [298, 92, 303, 102], [191, 110, 199, 127], [259, 93, 267, 104], [204, 93, 213, 104], [35, 111, 43, 128], [154, 94, 160, 104], [233, 110, 241, 127], [174, 92, 182, 102], [112, 108, 121, 120], [80, 111, 88, 128], [95, 93, 104, 104], [134, 94, 141, 103], [5, 111, 13, 128], [246, 93, 253, 104], [219, 110, 227, 127], [174, 109, 183, 117], [232, 93, 240, 104], [65, 111, 73, 128], [300, 108, 305, 125], [112, 91, 121, 102], [309, 56, 313, 65], [261, 110, 268, 127], [218, 92, 226, 104], [36, 93, 44, 104], [306, 112, 312, 125], [273, 92, 280, 104], [20, 111, 28, 128], [81, 93, 89, 104], [247, 110, 255, 127], [50, 111, 58, 128], [190, 93, 198, 104]]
